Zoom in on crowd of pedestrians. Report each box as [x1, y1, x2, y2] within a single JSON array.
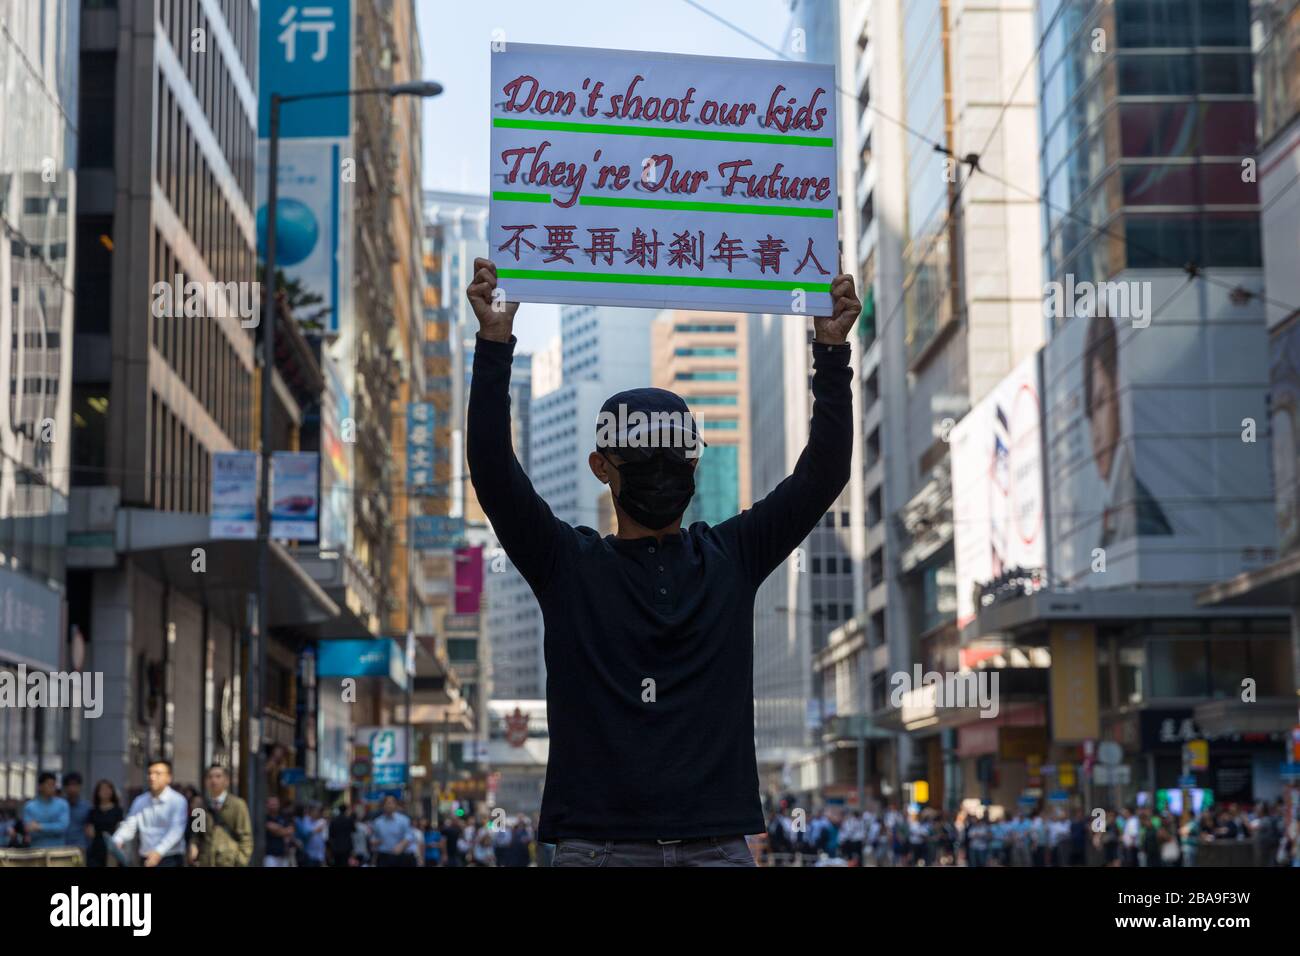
[[762, 798, 1300, 867], [8, 765, 1293, 869], [0, 759, 543, 867], [274, 799, 539, 867]]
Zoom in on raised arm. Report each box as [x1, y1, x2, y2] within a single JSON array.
[[724, 274, 860, 585], [465, 258, 567, 593]]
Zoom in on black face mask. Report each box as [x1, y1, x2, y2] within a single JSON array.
[[604, 452, 696, 530]]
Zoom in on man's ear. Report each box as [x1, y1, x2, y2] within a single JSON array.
[[589, 450, 611, 484]]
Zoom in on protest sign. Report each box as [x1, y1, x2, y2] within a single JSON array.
[[489, 43, 838, 315]]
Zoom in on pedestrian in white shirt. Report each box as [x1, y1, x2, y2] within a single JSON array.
[[1121, 808, 1140, 867], [111, 758, 190, 867]]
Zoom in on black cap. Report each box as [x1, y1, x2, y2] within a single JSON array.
[[595, 387, 707, 463]]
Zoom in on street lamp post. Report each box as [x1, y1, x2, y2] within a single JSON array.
[[252, 79, 442, 864]]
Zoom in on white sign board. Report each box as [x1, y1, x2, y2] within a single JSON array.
[[950, 352, 1046, 628], [271, 451, 320, 541], [489, 43, 839, 315], [1093, 764, 1132, 786], [210, 451, 259, 540], [360, 726, 408, 787]]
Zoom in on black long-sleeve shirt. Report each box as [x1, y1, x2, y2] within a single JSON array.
[[467, 334, 853, 841]]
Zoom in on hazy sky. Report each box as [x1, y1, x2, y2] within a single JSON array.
[[415, 0, 793, 351]]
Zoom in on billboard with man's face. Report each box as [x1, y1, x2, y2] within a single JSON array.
[[1043, 290, 1274, 589]]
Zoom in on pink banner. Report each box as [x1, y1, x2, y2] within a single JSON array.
[[454, 545, 484, 613]]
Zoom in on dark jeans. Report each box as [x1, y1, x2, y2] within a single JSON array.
[[377, 851, 416, 867], [156, 855, 185, 868], [551, 836, 755, 867]]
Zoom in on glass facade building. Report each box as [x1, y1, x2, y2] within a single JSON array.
[[901, 0, 957, 364], [0, 0, 79, 801], [1037, 0, 1261, 299]]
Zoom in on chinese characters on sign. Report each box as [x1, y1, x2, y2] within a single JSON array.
[[488, 44, 838, 315], [407, 402, 435, 493], [276, 4, 337, 63], [411, 515, 465, 551]]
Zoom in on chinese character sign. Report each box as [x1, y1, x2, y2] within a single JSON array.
[[412, 515, 464, 551], [488, 44, 838, 315], [407, 402, 435, 493], [258, 1, 352, 139]]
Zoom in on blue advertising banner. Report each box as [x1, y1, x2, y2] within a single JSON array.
[[257, 1, 353, 335], [407, 402, 435, 493], [412, 515, 465, 551], [317, 640, 405, 688]]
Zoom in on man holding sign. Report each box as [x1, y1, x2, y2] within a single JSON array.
[[468, 43, 856, 866], [467, 258, 858, 866]]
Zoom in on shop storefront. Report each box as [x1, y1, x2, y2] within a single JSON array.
[[0, 565, 66, 804], [315, 639, 409, 803]]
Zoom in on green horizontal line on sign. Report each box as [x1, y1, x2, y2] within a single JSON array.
[[491, 190, 552, 203], [493, 117, 833, 147], [493, 191, 832, 218], [580, 195, 832, 218], [497, 268, 831, 292]]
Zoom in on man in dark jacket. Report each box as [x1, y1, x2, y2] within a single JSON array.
[[466, 258, 859, 866], [328, 803, 357, 866]]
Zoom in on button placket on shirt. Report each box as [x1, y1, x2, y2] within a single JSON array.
[[649, 541, 672, 607]]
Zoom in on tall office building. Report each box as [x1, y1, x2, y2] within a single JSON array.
[[561, 304, 655, 385], [426, 190, 488, 524], [787, 0, 1046, 806], [888, 0, 1044, 803], [385, 0, 429, 641], [1256, 0, 1300, 333], [934, 0, 1284, 814], [651, 312, 751, 524], [966, 0, 1286, 809], [764, 0, 870, 804], [0, 0, 79, 800], [486, 353, 544, 701], [1195, 0, 1300, 766], [748, 313, 819, 789], [423, 190, 489, 768], [532, 335, 563, 399], [65, 0, 270, 791]]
